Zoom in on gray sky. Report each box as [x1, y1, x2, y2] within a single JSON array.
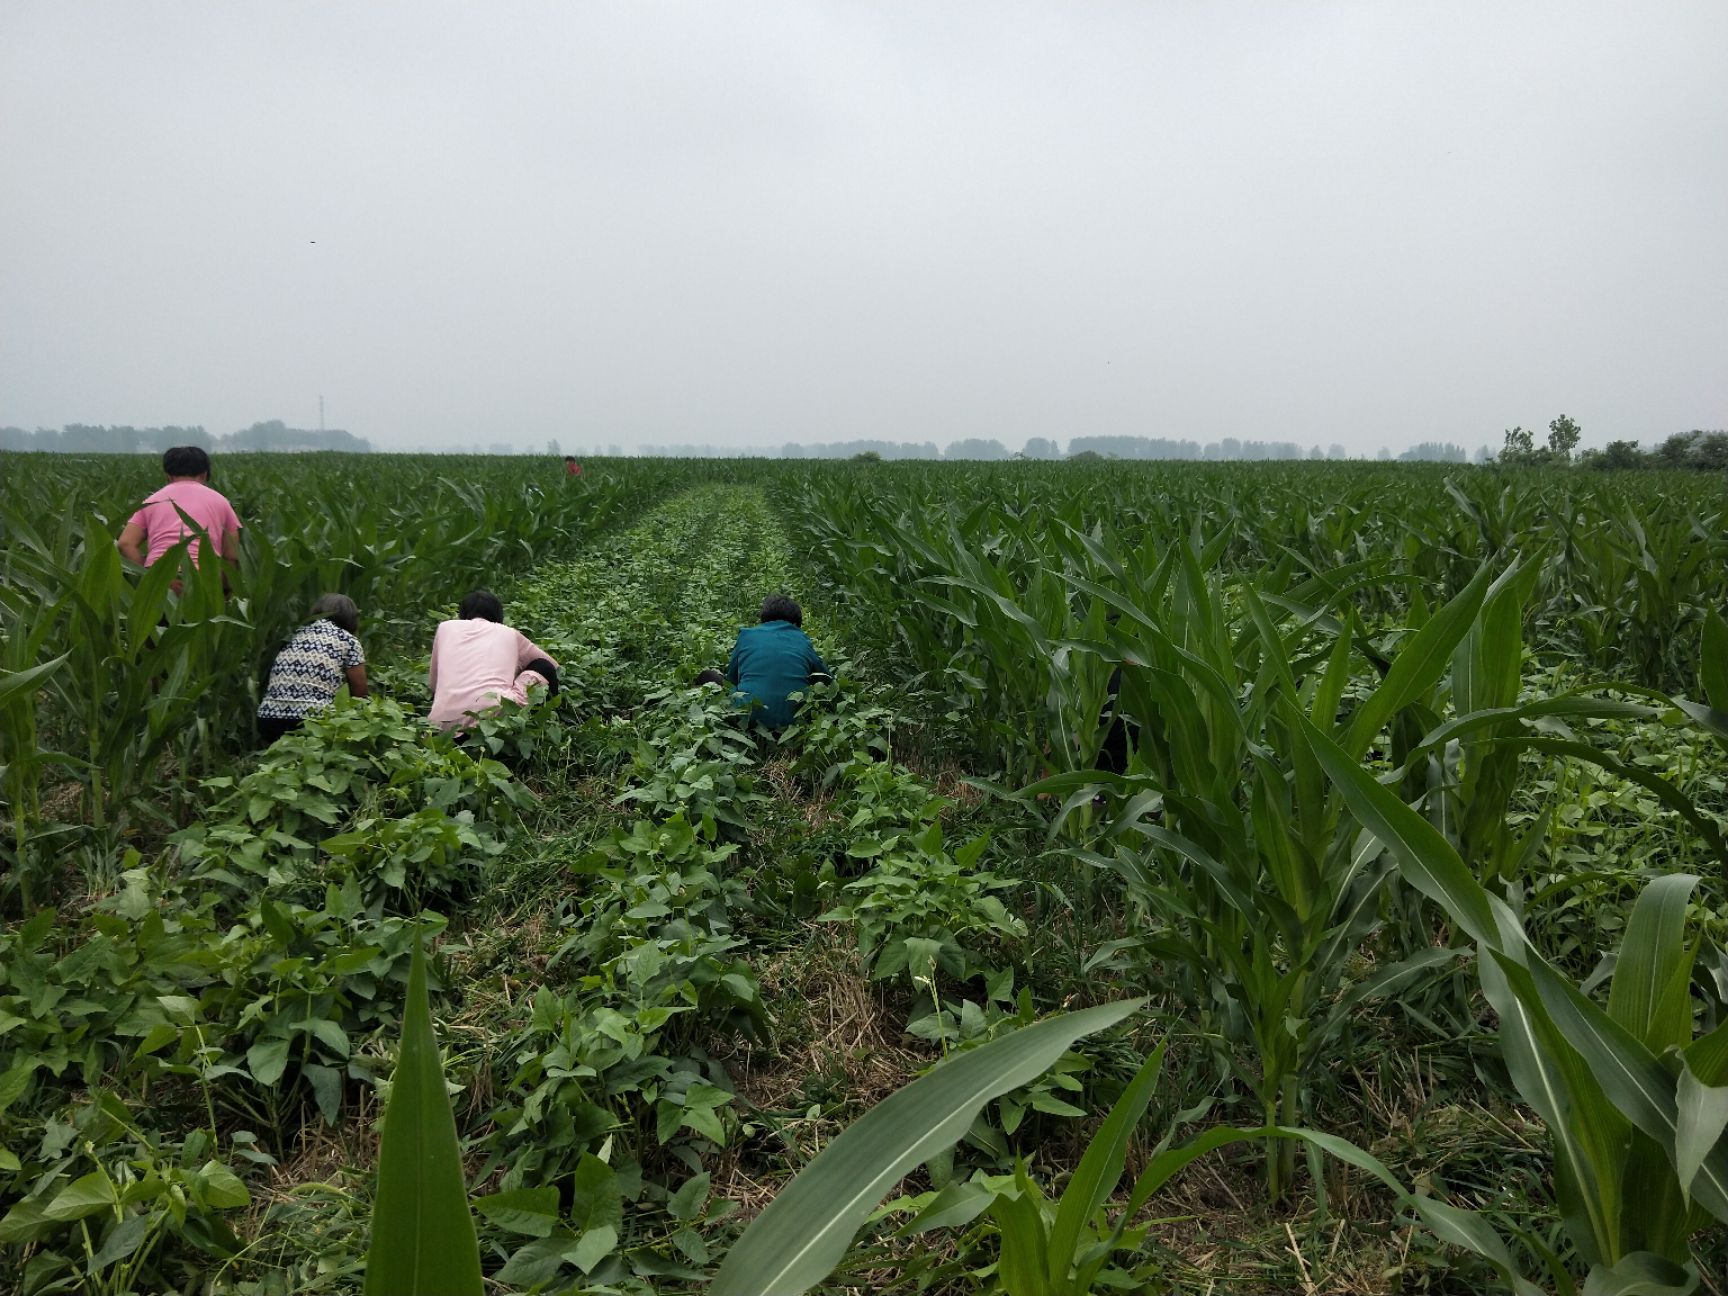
[[3, 2, 1724, 455]]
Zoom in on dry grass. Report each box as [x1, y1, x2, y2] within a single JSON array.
[[247, 1090, 379, 1222], [40, 779, 85, 821], [1137, 1155, 1410, 1295], [709, 923, 931, 1217], [1123, 1047, 1554, 1294], [757, 757, 844, 833], [729, 924, 922, 1113]]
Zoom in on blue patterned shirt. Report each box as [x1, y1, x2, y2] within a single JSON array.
[[258, 620, 365, 720]]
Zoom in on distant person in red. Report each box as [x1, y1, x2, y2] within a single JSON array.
[[564, 455, 583, 478], [117, 445, 242, 571]]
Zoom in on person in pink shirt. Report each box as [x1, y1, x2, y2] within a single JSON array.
[[427, 589, 560, 730], [116, 445, 242, 570]]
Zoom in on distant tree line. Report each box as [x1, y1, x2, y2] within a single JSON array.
[[10, 421, 1720, 468], [1494, 416, 1584, 466], [765, 435, 1341, 460], [1578, 429, 1728, 472], [0, 420, 372, 454], [778, 440, 944, 459], [1490, 417, 1726, 471], [1068, 435, 1309, 460], [1398, 442, 1468, 463]]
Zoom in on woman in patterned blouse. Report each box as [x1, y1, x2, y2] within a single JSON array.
[[257, 594, 370, 743]]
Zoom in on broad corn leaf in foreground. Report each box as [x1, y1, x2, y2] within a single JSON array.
[[709, 998, 1145, 1296], [1606, 873, 1698, 1051], [363, 931, 482, 1296]]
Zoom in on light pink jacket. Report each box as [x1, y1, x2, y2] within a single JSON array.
[[427, 619, 556, 729]]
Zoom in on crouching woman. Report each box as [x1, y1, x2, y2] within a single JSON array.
[[428, 589, 559, 730], [257, 593, 369, 743]]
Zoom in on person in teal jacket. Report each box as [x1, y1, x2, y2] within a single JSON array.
[[725, 594, 830, 729]]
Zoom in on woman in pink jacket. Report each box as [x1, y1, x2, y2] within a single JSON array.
[[427, 590, 559, 729]]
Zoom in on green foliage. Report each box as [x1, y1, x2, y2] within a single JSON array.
[[0, 451, 708, 915], [822, 818, 1025, 988], [485, 810, 763, 1189], [709, 999, 1146, 1296], [363, 931, 483, 1296], [175, 696, 528, 910], [887, 1046, 1172, 1295], [774, 672, 895, 782], [0, 1091, 253, 1296], [1548, 415, 1582, 462], [1497, 417, 1581, 465], [6, 459, 1728, 1292], [1309, 715, 1727, 1289]]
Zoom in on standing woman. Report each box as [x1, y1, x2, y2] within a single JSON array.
[[257, 594, 369, 743], [117, 444, 243, 578]]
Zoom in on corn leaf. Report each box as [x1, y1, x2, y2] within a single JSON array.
[[1606, 873, 1698, 1051], [1578, 1252, 1697, 1296], [1046, 1042, 1167, 1283], [1341, 559, 1496, 761], [1702, 611, 1728, 712], [363, 931, 482, 1296], [1526, 955, 1728, 1221], [1296, 715, 1499, 947], [1676, 1061, 1728, 1209], [709, 998, 1145, 1296], [0, 653, 70, 709]]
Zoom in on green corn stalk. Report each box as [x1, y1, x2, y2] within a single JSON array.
[[0, 650, 70, 913], [0, 451, 692, 907], [363, 929, 483, 1296], [799, 471, 1722, 1204], [1308, 718, 1728, 1289]]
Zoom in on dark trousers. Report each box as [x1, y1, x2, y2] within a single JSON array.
[[258, 715, 303, 745]]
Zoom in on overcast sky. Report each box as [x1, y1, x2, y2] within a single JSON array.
[[3, 3, 1724, 455]]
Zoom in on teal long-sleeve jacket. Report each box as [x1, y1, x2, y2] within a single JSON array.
[[725, 620, 828, 729]]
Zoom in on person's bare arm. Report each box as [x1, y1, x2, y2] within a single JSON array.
[[118, 524, 147, 565], [346, 664, 370, 698], [220, 529, 240, 563]]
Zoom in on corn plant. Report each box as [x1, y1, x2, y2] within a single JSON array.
[[362, 930, 482, 1296], [791, 460, 1728, 1204], [1310, 719, 1728, 1291], [0, 651, 69, 911], [724, 1016, 1543, 1296]]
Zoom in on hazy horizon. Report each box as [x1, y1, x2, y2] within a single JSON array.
[[3, 3, 1724, 456]]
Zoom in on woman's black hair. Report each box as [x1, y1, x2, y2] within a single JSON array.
[[693, 668, 727, 687], [459, 589, 504, 623], [760, 594, 802, 627], [162, 445, 211, 479]]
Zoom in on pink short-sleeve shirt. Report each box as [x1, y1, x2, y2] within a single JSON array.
[[127, 480, 242, 567]]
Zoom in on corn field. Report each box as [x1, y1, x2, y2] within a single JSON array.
[[1, 453, 1724, 1295]]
